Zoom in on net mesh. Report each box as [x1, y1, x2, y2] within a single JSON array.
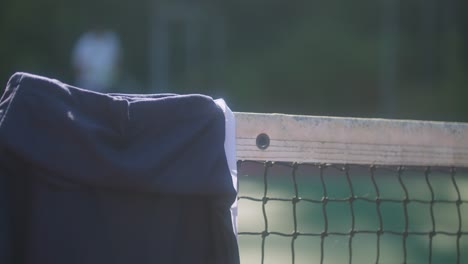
[[237, 160, 468, 264]]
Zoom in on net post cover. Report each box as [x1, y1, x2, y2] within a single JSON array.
[[0, 72, 240, 264]]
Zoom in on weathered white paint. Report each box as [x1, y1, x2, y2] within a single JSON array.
[[234, 112, 468, 167]]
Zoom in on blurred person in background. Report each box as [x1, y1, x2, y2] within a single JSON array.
[[71, 17, 121, 93]]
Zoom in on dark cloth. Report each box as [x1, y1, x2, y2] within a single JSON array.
[[0, 72, 239, 264]]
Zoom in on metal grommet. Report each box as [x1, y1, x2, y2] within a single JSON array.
[[256, 133, 270, 150]]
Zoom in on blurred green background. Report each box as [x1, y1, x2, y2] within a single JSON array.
[[1, 0, 467, 121]]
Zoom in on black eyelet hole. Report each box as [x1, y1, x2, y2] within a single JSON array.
[[256, 133, 270, 150]]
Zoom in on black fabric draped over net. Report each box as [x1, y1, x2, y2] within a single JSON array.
[[0, 72, 239, 264]]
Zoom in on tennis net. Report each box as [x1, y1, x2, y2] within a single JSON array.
[[234, 113, 468, 264]]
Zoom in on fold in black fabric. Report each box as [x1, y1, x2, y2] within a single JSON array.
[[0, 72, 239, 264]]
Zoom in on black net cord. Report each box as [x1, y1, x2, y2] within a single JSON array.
[[291, 163, 299, 264], [425, 167, 435, 264], [450, 167, 462, 264], [260, 161, 271, 264], [397, 167, 409, 264], [370, 165, 383, 264], [344, 165, 356, 264], [319, 165, 328, 264]]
